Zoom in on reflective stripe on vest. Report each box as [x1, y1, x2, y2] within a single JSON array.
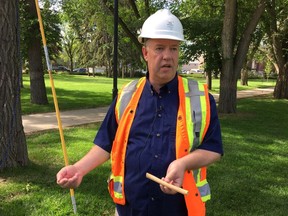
[[182, 78, 206, 151], [181, 78, 211, 203], [110, 76, 211, 215], [115, 77, 146, 124], [108, 174, 123, 199]]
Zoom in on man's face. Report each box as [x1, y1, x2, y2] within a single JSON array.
[[142, 39, 180, 86]]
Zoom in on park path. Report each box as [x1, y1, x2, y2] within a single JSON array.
[[22, 87, 274, 134]]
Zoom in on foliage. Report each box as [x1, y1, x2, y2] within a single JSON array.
[[61, 25, 80, 71], [179, 0, 223, 76], [61, 0, 146, 76], [20, 0, 62, 64], [259, 0, 288, 98]]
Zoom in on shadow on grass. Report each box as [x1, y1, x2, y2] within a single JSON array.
[[21, 87, 112, 115], [0, 160, 114, 216], [206, 96, 288, 215], [1, 124, 115, 215], [21, 74, 132, 115]]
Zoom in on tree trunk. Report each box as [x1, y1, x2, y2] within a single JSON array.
[[0, 0, 29, 170], [206, 71, 212, 90], [26, 0, 48, 105], [241, 69, 249, 86], [219, 68, 238, 113], [266, 0, 288, 99], [274, 66, 288, 98], [219, 0, 237, 113], [219, 0, 265, 113], [69, 54, 73, 73]]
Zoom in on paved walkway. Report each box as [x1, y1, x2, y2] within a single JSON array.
[[22, 88, 274, 134]]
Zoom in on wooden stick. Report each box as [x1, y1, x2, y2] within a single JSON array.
[[146, 173, 189, 195]]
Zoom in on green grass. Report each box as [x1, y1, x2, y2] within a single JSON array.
[[206, 96, 288, 216], [1, 95, 287, 215], [21, 74, 133, 115], [21, 73, 276, 114], [0, 123, 115, 216], [185, 73, 276, 93]]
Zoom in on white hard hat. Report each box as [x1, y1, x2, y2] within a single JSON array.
[[138, 9, 184, 43]]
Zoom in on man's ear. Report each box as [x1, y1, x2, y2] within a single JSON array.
[[142, 46, 148, 61]]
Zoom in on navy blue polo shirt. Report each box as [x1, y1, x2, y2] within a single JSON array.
[[94, 75, 223, 216]]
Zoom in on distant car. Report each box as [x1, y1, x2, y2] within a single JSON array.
[[190, 69, 203, 74], [52, 65, 69, 72], [72, 68, 87, 75]]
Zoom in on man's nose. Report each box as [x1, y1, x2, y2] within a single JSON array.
[[162, 48, 173, 60]]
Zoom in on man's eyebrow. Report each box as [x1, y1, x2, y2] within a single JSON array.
[[154, 44, 179, 46]]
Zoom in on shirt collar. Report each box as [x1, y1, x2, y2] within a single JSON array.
[[145, 72, 178, 95]]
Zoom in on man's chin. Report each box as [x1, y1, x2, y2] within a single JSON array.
[[160, 68, 174, 74], [158, 70, 176, 80]]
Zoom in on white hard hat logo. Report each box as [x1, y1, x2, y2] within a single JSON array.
[[166, 21, 173, 30]]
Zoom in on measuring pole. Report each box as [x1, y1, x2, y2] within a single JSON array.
[[34, 0, 77, 213], [112, 0, 118, 99]]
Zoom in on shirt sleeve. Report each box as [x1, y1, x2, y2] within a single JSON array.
[[197, 93, 224, 155], [93, 98, 118, 153]]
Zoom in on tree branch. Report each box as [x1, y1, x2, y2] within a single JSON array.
[[101, 0, 142, 51], [234, 0, 266, 78], [128, 0, 140, 18]]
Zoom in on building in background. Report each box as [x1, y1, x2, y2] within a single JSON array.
[[181, 55, 204, 74]]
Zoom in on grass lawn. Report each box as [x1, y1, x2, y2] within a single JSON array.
[[21, 73, 276, 115], [21, 74, 133, 115], [1, 94, 287, 215], [206, 95, 288, 216], [0, 123, 115, 216]]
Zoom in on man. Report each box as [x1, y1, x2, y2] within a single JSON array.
[[57, 9, 223, 216]]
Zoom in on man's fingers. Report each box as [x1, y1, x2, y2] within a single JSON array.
[[146, 173, 188, 195]]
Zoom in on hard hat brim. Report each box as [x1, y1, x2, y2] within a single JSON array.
[[138, 34, 185, 44]]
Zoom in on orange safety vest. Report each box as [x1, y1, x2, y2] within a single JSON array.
[[108, 76, 211, 216]]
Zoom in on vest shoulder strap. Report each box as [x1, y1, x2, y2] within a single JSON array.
[[115, 77, 146, 123]]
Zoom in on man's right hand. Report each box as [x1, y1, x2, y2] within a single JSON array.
[[56, 165, 83, 189]]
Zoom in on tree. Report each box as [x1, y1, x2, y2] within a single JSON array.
[[240, 27, 265, 86], [263, 0, 288, 99], [62, 0, 113, 74], [179, 0, 223, 90], [62, 27, 79, 72], [20, 0, 62, 104], [219, 0, 266, 113], [62, 0, 144, 77], [0, 0, 28, 170], [24, 0, 49, 105]]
